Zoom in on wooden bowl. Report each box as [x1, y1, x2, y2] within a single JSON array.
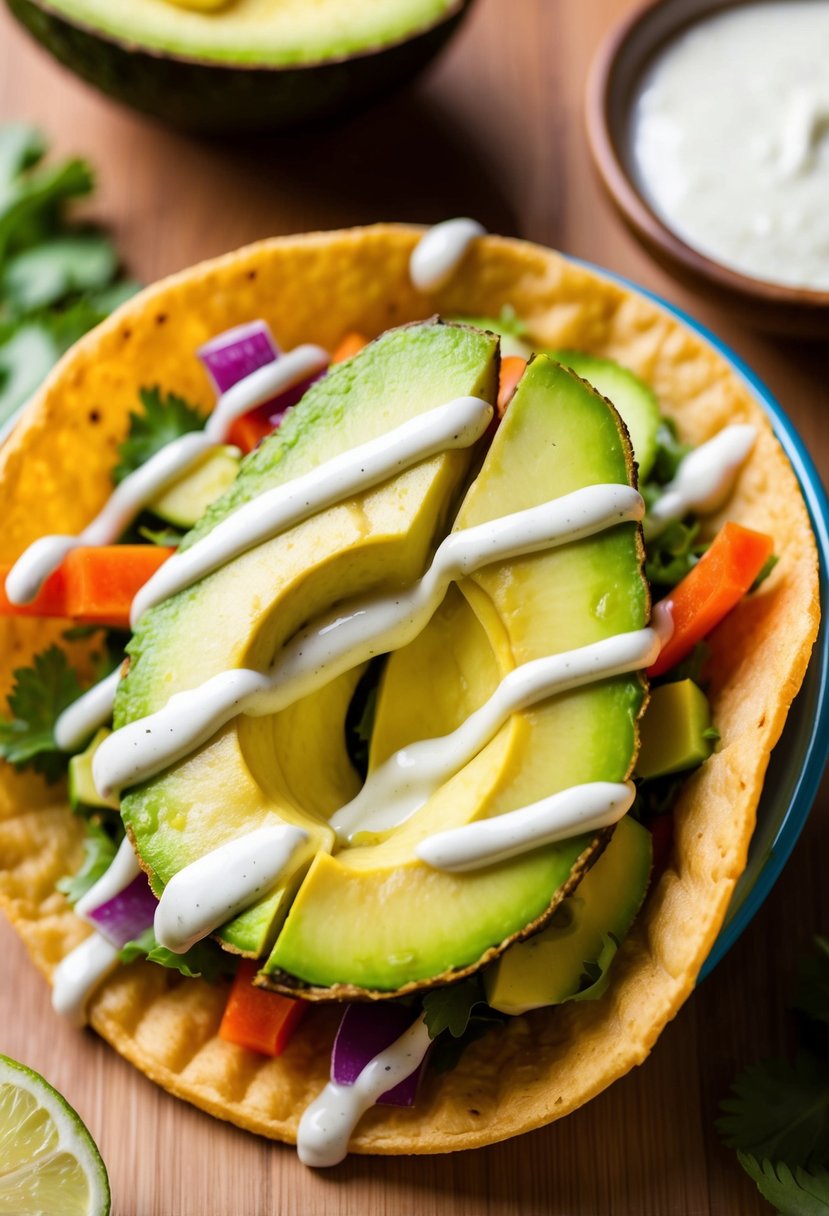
[[585, 0, 829, 339]]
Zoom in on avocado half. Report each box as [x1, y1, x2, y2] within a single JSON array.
[[5, 0, 474, 133]]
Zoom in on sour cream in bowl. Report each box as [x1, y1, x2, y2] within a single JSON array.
[[586, 0, 829, 337]]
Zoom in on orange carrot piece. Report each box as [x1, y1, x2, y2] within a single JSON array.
[[331, 332, 369, 363], [226, 412, 275, 454], [0, 564, 69, 617], [219, 959, 307, 1057], [648, 522, 774, 678], [0, 546, 175, 628], [498, 356, 526, 415]]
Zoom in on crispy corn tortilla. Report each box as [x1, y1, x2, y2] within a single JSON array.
[[0, 225, 819, 1154]]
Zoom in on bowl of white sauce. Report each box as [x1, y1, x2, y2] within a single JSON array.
[[586, 0, 829, 337]]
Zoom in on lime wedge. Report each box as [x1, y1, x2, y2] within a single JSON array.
[[0, 1055, 110, 1216]]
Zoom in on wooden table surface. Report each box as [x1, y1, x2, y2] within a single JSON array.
[[1, 2, 827, 1213]]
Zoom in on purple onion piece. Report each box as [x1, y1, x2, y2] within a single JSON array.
[[85, 872, 157, 949], [332, 1003, 429, 1108], [197, 321, 280, 394]]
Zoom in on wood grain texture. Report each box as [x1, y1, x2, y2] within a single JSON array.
[[0, 1, 827, 1212]]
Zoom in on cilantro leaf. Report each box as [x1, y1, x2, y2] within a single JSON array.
[[737, 1154, 829, 1216], [57, 818, 123, 905], [0, 157, 93, 259], [645, 518, 709, 589], [423, 976, 490, 1039], [648, 418, 692, 486], [119, 926, 235, 984], [2, 233, 118, 315], [0, 123, 46, 187], [717, 1053, 829, 1167], [114, 386, 204, 484], [0, 646, 83, 781]]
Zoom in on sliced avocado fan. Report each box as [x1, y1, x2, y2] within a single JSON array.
[[119, 320, 500, 957], [120, 329, 648, 996]]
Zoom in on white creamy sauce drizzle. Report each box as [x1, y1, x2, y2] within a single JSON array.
[[54, 667, 122, 754], [153, 824, 308, 954], [645, 425, 756, 539], [331, 610, 671, 843], [416, 781, 636, 873], [74, 835, 140, 921], [297, 1015, 432, 1168], [130, 394, 493, 626], [51, 932, 120, 1028], [630, 2, 829, 289], [93, 484, 644, 799], [4, 344, 328, 606], [409, 219, 486, 292]]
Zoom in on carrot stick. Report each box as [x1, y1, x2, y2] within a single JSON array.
[[0, 564, 68, 618], [219, 959, 307, 1057], [331, 332, 369, 363], [0, 546, 174, 628], [648, 522, 774, 678], [498, 356, 526, 415]]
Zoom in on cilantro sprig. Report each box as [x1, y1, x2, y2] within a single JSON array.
[[718, 936, 829, 1213], [119, 926, 236, 984], [0, 122, 139, 432], [57, 818, 123, 905], [0, 646, 83, 781], [422, 976, 506, 1074], [113, 386, 204, 484]]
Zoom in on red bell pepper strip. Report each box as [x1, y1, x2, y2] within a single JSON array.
[[0, 545, 174, 628], [226, 412, 274, 454], [219, 959, 307, 1057], [648, 522, 774, 678]]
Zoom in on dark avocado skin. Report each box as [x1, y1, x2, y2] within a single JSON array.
[[5, 0, 473, 134]]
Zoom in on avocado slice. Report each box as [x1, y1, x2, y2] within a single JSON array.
[[266, 355, 649, 995], [118, 320, 499, 956], [484, 814, 652, 1015], [68, 727, 119, 811], [636, 679, 714, 780], [551, 352, 662, 481], [148, 445, 240, 529], [7, 0, 471, 133]]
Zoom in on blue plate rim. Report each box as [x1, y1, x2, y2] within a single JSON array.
[[565, 255, 829, 976]]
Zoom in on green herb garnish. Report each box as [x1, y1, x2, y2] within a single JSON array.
[[119, 927, 235, 984], [718, 936, 829, 1213], [0, 645, 83, 781], [114, 386, 204, 484], [57, 818, 123, 905]]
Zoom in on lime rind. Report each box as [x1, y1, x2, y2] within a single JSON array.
[[0, 1055, 110, 1216]]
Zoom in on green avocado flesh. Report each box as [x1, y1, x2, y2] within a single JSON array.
[[266, 354, 649, 992], [29, 0, 458, 64], [149, 446, 240, 529], [485, 814, 652, 1014], [118, 320, 499, 956], [550, 352, 661, 482], [68, 728, 118, 811], [636, 678, 713, 780]]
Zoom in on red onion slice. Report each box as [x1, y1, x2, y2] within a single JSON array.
[[85, 872, 158, 949], [198, 321, 280, 394], [332, 1003, 429, 1107]]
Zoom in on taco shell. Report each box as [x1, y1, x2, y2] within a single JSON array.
[[0, 225, 819, 1154]]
